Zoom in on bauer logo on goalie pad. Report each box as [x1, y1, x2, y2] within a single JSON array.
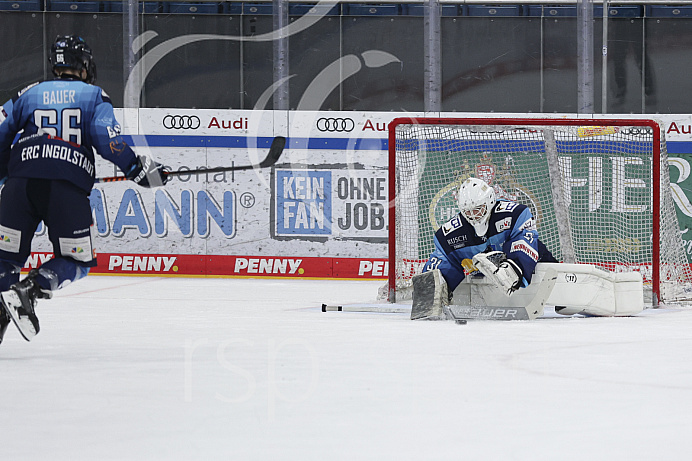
[[447, 305, 526, 320]]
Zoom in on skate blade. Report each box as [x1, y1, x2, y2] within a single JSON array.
[[0, 290, 38, 341]]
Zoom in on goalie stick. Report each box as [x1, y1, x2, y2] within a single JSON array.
[[321, 304, 410, 314], [95, 136, 286, 183]]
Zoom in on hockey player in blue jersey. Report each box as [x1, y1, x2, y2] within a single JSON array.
[[411, 177, 557, 320], [0, 35, 169, 343]]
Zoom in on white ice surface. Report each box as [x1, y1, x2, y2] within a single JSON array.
[[1, 276, 692, 461]]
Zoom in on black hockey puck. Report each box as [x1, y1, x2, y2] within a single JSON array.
[[455, 319, 468, 325]]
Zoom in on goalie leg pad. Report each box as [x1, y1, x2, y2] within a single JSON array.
[[545, 265, 644, 317], [411, 269, 449, 320]]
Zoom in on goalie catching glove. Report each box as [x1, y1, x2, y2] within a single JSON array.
[[472, 251, 523, 296], [126, 155, 170, 188]]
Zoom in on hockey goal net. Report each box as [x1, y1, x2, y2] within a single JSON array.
[[387, 117, 692, 306]]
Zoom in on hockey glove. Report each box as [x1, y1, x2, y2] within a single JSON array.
[[126, 155, 170, 188], [472, 251, 523, 296]]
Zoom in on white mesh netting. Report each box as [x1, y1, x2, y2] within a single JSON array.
[[387, 118, 692, 305]]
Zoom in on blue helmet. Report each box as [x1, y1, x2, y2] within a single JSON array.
[[49, 35, 96, 84]]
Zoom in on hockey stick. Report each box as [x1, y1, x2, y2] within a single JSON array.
[[95, 136, 286, 183], [523, 267, 558, 320], [321, 304, 411, 314]]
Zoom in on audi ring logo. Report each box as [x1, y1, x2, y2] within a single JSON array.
[[316, 117, 355, 132], [620, 127, 652, 137], [163, 115, 201, 130]]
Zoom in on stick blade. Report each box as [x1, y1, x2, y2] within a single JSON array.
[[260, 136, 286, 167], [524, 267, 558, 320]]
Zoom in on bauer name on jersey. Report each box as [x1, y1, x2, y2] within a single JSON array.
[[423, 200, 550, 292], [0, 78, 137, 192]]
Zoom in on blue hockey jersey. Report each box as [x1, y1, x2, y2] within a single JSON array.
[[423, 200, 555, 292], [0, 77, 137, 192]]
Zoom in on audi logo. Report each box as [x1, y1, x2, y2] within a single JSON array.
[[620, 127, 652, 137], [316, 117, 355, 132], [163, 115, 201, 130]]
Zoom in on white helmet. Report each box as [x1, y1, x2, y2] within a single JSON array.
[[458, 177, 496, 236]]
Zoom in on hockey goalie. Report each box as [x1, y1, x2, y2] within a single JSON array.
[[411, 177, 645, 320]]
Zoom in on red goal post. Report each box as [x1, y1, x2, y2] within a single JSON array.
[[387, 117, 692, 305]]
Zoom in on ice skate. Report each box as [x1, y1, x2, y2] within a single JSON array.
[[0, 272, 52, 342]]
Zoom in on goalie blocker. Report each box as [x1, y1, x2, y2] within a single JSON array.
[[411, 263, 644, 320]]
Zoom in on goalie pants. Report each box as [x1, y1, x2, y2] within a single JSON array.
[[0, 177, 95, 291]]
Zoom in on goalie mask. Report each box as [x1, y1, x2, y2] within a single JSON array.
[[50, 35, 97, 84], [458, 177, 496, 236]]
